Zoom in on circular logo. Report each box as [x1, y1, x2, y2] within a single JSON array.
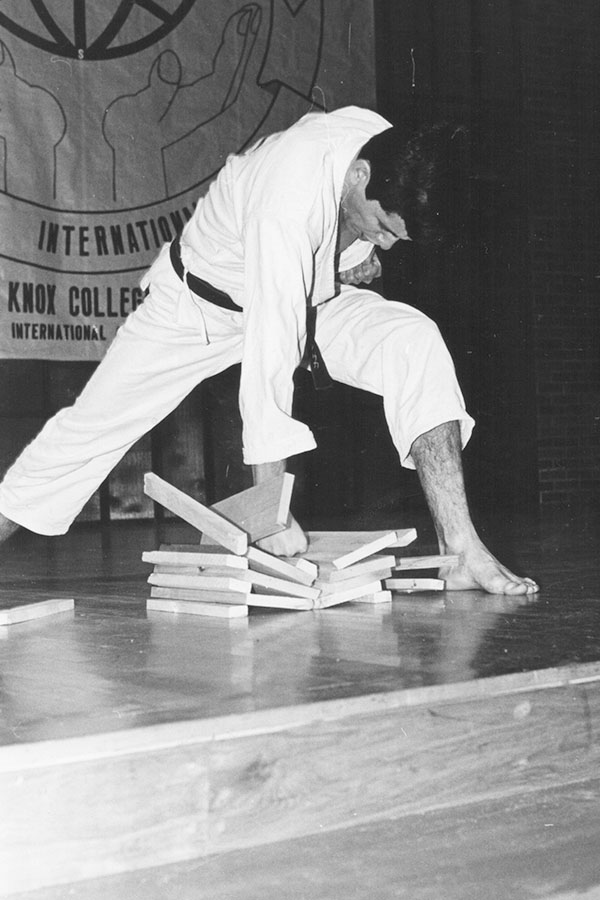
[[0, 0, 325, 285], [0, 0, 196, 60], [0, 2, 324, 213]]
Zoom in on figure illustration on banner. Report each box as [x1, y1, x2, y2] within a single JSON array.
[[103, 5, 262, 203], [0, 40, 65, 201]]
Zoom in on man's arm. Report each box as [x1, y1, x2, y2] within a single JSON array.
[[240, 217, 317, 465], [252, 460, 308, 556]]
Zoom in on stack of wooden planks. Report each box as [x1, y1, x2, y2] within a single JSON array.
[[311, 529, 418, 607], [144, 543, 320, 617], [143, 471, 320, 618], [142, 472, 457, 618], [307, 532, 458, 604]]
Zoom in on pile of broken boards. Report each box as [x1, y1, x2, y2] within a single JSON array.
[[143, 472, 456, 619]]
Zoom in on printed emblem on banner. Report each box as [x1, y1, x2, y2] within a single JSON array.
[[0, 0, 324, 359]]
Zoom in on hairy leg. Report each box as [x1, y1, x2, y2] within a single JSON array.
[[411, 422, 539, 595], [0, 512, 19, 545]]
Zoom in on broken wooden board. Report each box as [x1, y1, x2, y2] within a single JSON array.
[[240, 571, 321, 602], [211, 473, 294, 543], [144, 473, 247, 555], [385, 578, 445, 592], [327, 555, 397, 583], [333, 530, 418, 570], [295, 558, 320, 580], [147, 598, 248, 618], [247, 594, 314, 611], [143, 549, 248, 570], [0, 598, 74, 626], [319, 570, 392, 595], [148, 573, 251, 595], [246, 546, 317, 586], [313, 579, 385, 609], [303, 530, 417, 565], [394, 554, 459, 571]]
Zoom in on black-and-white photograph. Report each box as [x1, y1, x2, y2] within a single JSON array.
[[0, 2, 598, 897]]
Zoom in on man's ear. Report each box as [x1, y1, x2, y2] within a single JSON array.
[[349, 158, 371, 188]]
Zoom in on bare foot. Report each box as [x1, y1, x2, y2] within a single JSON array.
[[256, 515, 308, 557], [439, 538, 539, 595]]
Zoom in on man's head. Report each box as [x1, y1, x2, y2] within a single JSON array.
[[344, 123, 469, 247], [340, 160, 410, 251]]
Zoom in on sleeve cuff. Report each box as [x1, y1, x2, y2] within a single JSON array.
[[242, 429, 317, 466], [338, 239, 374, 272]]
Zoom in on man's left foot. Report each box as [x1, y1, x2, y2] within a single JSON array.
[[439, 539, 539, 595]]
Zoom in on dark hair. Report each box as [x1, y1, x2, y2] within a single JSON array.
[[359, 123, 469, 245]]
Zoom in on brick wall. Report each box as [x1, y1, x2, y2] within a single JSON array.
[[521, 1, 600, 508], [375, 0, 599, 512]]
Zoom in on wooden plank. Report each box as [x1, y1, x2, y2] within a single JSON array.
[[151, 564, 252, 578], [319, 571, 391, 594], [153, 565, 204, 575], [313, 580, 384, 609], [386, 578, 445, 592], [351, 590, 393, 604], [247, 594, 314, 611], [294, 558, 320, 580], [148, 574, 250, 595], [151, 579, 316, 610], [304, 530, 417, 564], [333, 530, 418, 570], [150, 587, 248, 605], [394, 554, 459, 570], [154, 565, 251, 579], [246, 547, 317, 586], [327, 554, 396, 583], [211, 473, 294, 542], [147, 598, 248, 618], [241, 571, 321, 602], [143, 550, 248, 569], [0, 598, 74, 626], [143, 473, 248, 555]]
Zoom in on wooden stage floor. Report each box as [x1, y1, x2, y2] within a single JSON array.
[[1, 509, 600, 897]]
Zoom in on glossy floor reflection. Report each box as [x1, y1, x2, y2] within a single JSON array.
[[0, 508, 598, 747]]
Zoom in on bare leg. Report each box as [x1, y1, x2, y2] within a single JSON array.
[[0, 512, 19, 545], [411, 422, 539, 594]]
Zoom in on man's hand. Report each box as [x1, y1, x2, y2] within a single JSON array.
[[338, 250, 382, 285], [251, 460, 308, 556], [256, 514, 308, 557]]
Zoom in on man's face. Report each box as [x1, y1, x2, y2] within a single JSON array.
[[341, 161, 410, 250]]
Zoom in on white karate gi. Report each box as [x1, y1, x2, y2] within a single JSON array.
[[0, 107, 474, 535]]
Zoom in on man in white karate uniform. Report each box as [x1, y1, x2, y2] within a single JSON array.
[[0, 107, 537, 594]]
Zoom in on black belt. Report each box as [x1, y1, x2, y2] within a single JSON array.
[[301, 305, 333, 391], [170, 237, 242, 312], [170, 236, 332, 390]]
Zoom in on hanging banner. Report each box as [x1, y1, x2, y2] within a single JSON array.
[[0, 0, 375, 360]]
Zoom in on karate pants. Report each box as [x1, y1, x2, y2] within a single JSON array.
[[0, 259, 474, 535]]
